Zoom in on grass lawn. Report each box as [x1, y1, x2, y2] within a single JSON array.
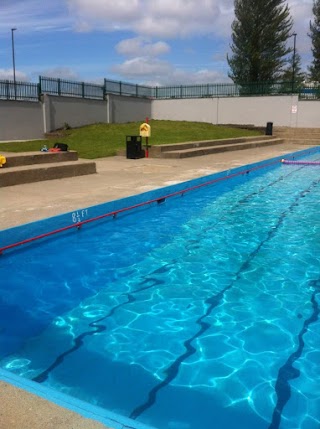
[[0, 120, 262, 159]]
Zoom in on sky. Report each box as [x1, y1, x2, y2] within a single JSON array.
[[0, 0, 315, 86]]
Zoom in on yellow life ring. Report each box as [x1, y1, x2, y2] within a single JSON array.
[[0, 155, 6, 167]]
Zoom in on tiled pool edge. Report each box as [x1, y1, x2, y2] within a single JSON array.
[[1, 146, 319, 251], [0, 368, 156, 429]]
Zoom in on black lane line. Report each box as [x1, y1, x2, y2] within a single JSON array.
[[268, 278, 320, 429], [32, 166, 313, 384], [31, 171, 290, 383], [32, 278, 163, 383], [129, 179, 320, 420]]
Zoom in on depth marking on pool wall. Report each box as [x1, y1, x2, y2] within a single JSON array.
[[71, 209, 89, 223]]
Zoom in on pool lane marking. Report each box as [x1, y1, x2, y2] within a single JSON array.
[[129, 178, 320, 420], [13, 157, 320, 421], [31, 164, 318, 392], [268, 278, 320, 429], [32, 277, 165, 383], [30, 165, 304, 384]]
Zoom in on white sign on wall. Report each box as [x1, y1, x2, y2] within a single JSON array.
[[291, 105, 298, 114]]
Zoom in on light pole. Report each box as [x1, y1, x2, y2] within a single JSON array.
[[291, 32, 297, 93], [11, 28, 17, 99]]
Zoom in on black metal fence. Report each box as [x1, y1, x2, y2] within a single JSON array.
[[0, 80, 39, 101], [0, 76, 319, 102], [39, 76, 105, 99]]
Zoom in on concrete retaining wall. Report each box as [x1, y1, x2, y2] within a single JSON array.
[[43, 95, 108, 132], [0, 100, 43, 141], [0, 94, 319, 142], [108, 94, 152, 123], [151, 95, 302, 127], [296, 101, 320, 128]]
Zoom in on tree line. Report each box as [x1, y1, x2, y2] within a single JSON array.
[[227, 0, 320, 87]]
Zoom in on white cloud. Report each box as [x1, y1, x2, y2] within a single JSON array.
[[0, 68, 29, 81], [39, 67, 80, 80], [1, 0, 72, 35], [67, 0, 232, 38], [116, 38, 170, 57], [111, 57, 172, 79], [111, 56, 230, 86], [1, 0, 315, 84]]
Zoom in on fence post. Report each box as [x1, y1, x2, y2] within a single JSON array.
[[82, 81, 85, 98], [103, 78, 107, 100], [136, 84, 138, 97], [39, 76, 42, 96], [5, 80, 9, 100], [58, 78, 61, 96], [119, 81, 122, 96]]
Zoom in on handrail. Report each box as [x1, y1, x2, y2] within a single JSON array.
[[0, 158, 294, 255]]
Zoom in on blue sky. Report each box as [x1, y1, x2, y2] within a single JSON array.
[[0, 0, 315, 86]]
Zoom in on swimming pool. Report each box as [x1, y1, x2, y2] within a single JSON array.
[[1, 147, 320, 429]]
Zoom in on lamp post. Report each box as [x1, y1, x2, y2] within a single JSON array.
[[291, 32, 297, 93], [11, 28, 17, 99]]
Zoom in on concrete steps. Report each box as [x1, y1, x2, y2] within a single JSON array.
[[274, 127, 320, 145], [0, 151, 96, 187], [149, 136, 284, 159]]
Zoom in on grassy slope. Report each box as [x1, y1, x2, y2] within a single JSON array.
[[0, 120, 262, 159]]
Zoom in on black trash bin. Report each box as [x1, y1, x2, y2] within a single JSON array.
[[126, 136, 145, 159], [266, 122, 273, 136]]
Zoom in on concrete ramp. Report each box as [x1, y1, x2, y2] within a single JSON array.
[[0, 151, 96, 187]]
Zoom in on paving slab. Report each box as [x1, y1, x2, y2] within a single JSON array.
[[0, 142, 318, 429]]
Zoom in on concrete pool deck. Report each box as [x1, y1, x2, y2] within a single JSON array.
[[0, 141, 318, 429]]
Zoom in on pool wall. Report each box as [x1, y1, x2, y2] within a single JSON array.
[[1, 146, 319, 254]]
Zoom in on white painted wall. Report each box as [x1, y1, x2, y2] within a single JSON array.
[[43, 94, 108, 132], [151, 95, 301, 127], [150, 98, 218, 123], [0, 100, 43, 141], [108, 94, 152, 123], [0, 95, 320, 142], [296, 101, 320, 128]]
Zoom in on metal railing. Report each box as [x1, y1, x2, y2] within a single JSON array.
[[0, 79, 39, 101], [39, 76, 105, 99], [0, 76, 319, 102], [298, 82, 320, 100], [104, 78, 153, 98]]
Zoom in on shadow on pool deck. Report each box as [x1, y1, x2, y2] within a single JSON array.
[[0, 141, 318, 429]]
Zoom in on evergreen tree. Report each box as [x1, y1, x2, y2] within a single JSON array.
[[281, 52, 306, 88], [228, 0, 293, 84], [309, 0, 320, 82], [281, 51, 305, 92]]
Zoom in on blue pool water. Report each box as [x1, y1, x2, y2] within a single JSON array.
[[1, 148, 320, 429]]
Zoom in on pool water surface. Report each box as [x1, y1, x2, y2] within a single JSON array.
[[1, 148, 320, 429]]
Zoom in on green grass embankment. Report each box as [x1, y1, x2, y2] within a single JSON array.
[[0, 120, 262, 159]]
